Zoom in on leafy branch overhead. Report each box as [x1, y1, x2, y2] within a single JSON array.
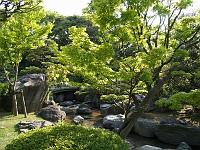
[[55, 0, 200, 138], [0, 0, 42, 22]]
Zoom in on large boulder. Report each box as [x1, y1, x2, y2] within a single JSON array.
[[103, 114, 125, 130], [154, 119, 200, 146], [16, 74, 48, 113], [100, 103, 124, 117], [134, 118, 158, 137], [38, 105, 66, 122]]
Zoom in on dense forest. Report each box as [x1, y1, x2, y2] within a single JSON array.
[[0, 0, 199, 149]]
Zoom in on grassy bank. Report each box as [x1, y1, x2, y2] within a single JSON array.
[[0, 112, 46, 150]]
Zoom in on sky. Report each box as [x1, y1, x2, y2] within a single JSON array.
[[43, 0, 91, 16], [43, 0, 199, 17]]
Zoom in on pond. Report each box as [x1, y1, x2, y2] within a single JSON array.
[[63, 109, 188, 149]]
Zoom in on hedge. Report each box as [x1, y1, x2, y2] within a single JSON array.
[[6, 124, 130, 150]]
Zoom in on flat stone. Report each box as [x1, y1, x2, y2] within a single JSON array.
[[137, 145, 162, 150], [60, 104, 79, 114], [60, 101, 74, 106], [20, 128, 29, 133]]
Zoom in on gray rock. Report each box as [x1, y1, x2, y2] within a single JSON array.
[[20, 128, 29, 133], [16, 74, 48, 113], [137, 145, 162, 150], [38, 105, 66, 122], [103, 114, 125, 130], [100, 103, 124, 117], [72, 115, 84, 125], [18, 120, 53, 133], [100, 104, 112, 116], [135, 118, 158, 137], [60, 101, 74, 106], [77, 107, 92, 115], [60, 104, 79, 114], [176, 142, 192, 150], [154, 119, 200, 146]]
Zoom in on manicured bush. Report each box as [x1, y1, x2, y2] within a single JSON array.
[[100, 94, 128, 103], [156, 89, 200, 110], [5, 124, 130, 150]]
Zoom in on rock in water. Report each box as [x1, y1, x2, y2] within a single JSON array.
[[72, 115, 84, 125], [154, 119, 200, 146], [103, 114, 125, 130]]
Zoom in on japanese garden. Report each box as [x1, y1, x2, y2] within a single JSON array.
[[0, 0, 199, 149]]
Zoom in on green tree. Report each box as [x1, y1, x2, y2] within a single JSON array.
[[20, 39, 58, 75], [0, 7, 52, 116], [56, 0, 200, 138], [0, 0, 42, 22], [47, 15, 99, 49]]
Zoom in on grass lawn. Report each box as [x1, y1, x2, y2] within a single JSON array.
[[0, 111, 47, 150]]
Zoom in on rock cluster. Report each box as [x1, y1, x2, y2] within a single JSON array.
[[18, 120, 53, 133]]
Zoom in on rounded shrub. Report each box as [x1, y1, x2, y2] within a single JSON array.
[[5, 124, 130, 150]]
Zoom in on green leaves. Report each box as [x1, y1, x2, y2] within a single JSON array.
[[156, 89, 200, 110], [176, 0, 193, 9], [0, 7, 52, 66], [46, 64, 68, 86], [153, 3, 170, 16]]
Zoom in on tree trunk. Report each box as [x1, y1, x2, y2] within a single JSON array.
[[12, 63, 19, 116], [119, 109, 143, 139], [12, 91, 18, 116], [118, 74, 171, 139], [21, 90, 27, 118]]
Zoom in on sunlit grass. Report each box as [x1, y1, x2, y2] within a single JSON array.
[[0, 112, 46, 150]]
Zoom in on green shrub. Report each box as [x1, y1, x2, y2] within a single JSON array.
[[0, 82, 9, 96], [156, 89, 200, 110], [100, 94, 128, 103], [20, 66, 42, 75], [5, 124, 129, 150]]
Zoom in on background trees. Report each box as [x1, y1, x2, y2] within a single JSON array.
[[47, 14, 99, 50], [0, 0, 42, 22], [56, 0, 200, 138], [0, 6, 52, 115]]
